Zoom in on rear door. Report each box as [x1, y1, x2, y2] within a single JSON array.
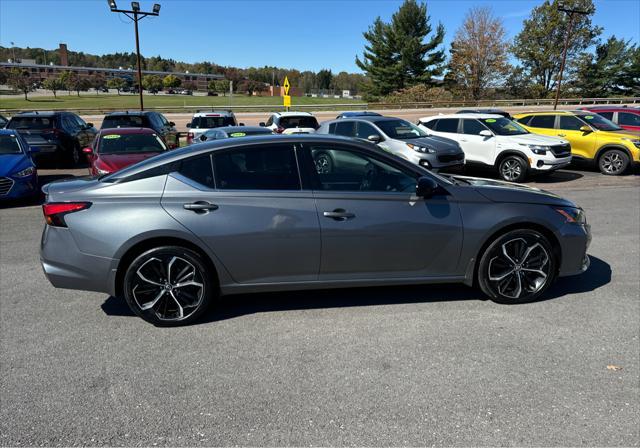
[[459, 119, 495, 165], [303, 142, 463, 280], [161, 143, 321, 284], [523, 114, 557, 138], [617, 111, 640, 132]]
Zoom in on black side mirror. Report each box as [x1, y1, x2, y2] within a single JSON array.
[[169, 121, 175, 127], [186, 122, 192, 128], [239, 122, 245, 126], [259, 122, 266, 127], [86, 122, 94, 128], [416, 176, 439, 198]]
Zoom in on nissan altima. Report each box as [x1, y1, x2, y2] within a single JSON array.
[[40, 135, 591, 325]]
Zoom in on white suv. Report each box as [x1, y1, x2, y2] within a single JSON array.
[[186, 110, 239, 145], [418, 114, 572, 182], [259, 112, 319, 134]]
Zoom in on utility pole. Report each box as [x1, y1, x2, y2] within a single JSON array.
[[553, 3, 590, 110], [107, 0, 161, 111]]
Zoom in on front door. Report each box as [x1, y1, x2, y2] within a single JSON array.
[[556, 115, 597, 160], [304, 143, 463, 280], [459, 118, 495, 165], [161, 144, 321, 284]]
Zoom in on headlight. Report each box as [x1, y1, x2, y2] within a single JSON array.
[[555, 207, 586, 224], [622, 138, 640, 149], [14, 166, 35, 177], [406, 143, 436, 153], [524, 144, 549, 155]]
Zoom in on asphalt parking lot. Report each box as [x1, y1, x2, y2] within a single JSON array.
[[0, 165, 638, 446]]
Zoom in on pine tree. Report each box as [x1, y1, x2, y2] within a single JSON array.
[[356, 18, 397, 97]]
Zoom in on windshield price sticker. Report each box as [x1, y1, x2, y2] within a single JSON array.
[[103, 134, 121, 139], [229, 132, 246, 137], [485, 119, 497, 123]]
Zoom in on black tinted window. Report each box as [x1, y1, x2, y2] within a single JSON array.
[[335, 121, 355, 136], [214, 145, 300, 190], [0, 134, 22, 154], [516, 115, 533, 125], [597, 111, 614, 120], [529, 115, 556, 129], [7, 116, 54, 130], [179, 154, 215, 188], [420, 119, 438, 130], [355, 122, 379, 139], [279, 116, 319, 129], [102, 115, 147, 129], [434, 119, 459, 133], [462, 119, 487, 135], [618, 112, 640, 126], [559, 115, 585, 130], [191, 116, 236, 128]]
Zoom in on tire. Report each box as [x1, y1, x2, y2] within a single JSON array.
[[498, 155, 528, 182], [122, 246, 215, 326], [66, 143, 81, 167], [313, 152, 334, 174], [478, 229, 557, 304], [598, 149, 629, 175]]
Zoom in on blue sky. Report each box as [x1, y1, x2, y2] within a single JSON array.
[[1, 0, 638, 73]]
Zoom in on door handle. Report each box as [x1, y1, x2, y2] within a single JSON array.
[[323, 209, 355, 221], [557, 133, 566, 137], [183, 201, 218, 213]]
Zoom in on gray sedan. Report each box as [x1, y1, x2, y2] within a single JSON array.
[[40, 135, 591, 325]]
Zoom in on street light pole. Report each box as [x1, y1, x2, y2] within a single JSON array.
[[553, 3, 590, 110], [107, 1, 161, 111]]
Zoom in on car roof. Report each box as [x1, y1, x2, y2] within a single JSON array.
[[0, 129, 19, 135], [457, 108, 507, 113], [104, 111, 152, 117], [337, 111, 382, 117], [98, 127, 157, 135], [13, 111, 59, 117], [420, 113, 504, 120], [192, 110, 235, 117], [581, 106, 640, 112], [274, 111, 314, 117]]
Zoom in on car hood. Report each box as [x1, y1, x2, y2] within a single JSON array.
[[96, 152, 163, 172], [451, 175, 576, 207], [410, 136, 462, 153], [0, 153, 32, 176], [506, 133, 568, 145]]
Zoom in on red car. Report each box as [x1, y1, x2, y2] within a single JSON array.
[[83, 128, 169, 176], [579, 106, 640, 132]]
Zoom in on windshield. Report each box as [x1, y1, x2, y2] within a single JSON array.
[[101, 115, 146, 129], [376, 119, 428, 139], [191, 116, 236, 128], [0, 134, 22, 154], [578, 113, 622, 131], [279, 116, 319, 129], [481, 117, 528, 135], [7, 116, 54, 130], [98, 133, 167, 154]]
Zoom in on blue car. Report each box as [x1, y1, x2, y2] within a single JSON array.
[[0, 129, 39, 201]]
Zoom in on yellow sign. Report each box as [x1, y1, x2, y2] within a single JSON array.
[[283, 76, 290, 95], [283, 95, 291, 107]]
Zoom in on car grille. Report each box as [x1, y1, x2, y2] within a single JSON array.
[[438, 153, 465, 163], [550, 143, 571, 157], [0, 177, 14, 196]]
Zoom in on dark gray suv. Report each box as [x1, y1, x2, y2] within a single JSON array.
[[40, 135, 591, 325]]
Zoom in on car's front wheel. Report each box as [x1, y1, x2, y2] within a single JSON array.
[[123, 246, 215, 326], [313, 152, 334, 174], [598, 149, 629, 175], [498, 155, 528, 182], [478, 229, 557, 304]]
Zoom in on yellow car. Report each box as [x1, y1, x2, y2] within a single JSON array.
[[513, 110, 640, 175]]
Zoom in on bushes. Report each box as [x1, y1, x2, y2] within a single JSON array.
[[381, 85, 453, 103]]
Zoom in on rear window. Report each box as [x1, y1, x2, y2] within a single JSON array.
[[99, 133, 167, 154], [434, 118, 459, 133], [419, 119, 438, 130], [191, 116, 236, 129], [619, 112, 640, 126], [279, 116, 319, 129], [102, 115, 147, 129], [7, 116, 54, 130], [0, 134, 22, 154]]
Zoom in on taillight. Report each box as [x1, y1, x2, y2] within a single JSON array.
[[275, 127, 285, 134], [187, 131, 194, 143], [42, 202, 91, 227]]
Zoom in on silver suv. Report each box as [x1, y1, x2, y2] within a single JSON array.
[[186, 110, 239, 145], [317, 116, 465, 171]]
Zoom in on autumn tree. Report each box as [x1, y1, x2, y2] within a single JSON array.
[[446, 7, 509, 100], [42, 78, 63, 98], [142, 74, 163, 93], [7, 68, 34, 100], [107, 77, 127, 95], [162, 74, 182, 89]]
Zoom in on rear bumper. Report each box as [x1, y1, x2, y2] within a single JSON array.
[[40, 224, 116, 294]]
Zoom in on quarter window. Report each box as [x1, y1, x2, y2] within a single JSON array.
[[618, 112, 640, 126], [597, 111, 614, 121], [420, 119, 438, 130], [559, 115, 585, 130], [310, 146, 415, 193], [434, 118, 459, 133], [529, 115, 556, 129], [335, 121, 356, 137], [462, 119, 488, 135], [179, 154, 215, 188], [213, 145, 300, 190]]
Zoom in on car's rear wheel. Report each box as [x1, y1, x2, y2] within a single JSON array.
[[314, 152, 334, 174], [123, 246, 215, 326], [498, 155, 528, 182], [478, 229, 557, 304], [598, 149, 629, 175], [65, 143, 81, 167]]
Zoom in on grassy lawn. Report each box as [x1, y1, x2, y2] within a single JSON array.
[[0, 93, 363, 112]]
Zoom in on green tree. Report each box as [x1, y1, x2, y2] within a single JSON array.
[[90, 73, 107, 93], [42, 78, 63, 98], [209, 79, 230, 96], [7, 68, 34, 100], [316, 69, 333, 91], [446, 7, 510, 100], [142, 74, 163, 93], [106, 77, 127, 95], [356, 0, 445, 96], [58, 71, 73, 95], [511, 0, 601, 97], [163, 74, 182, 89]]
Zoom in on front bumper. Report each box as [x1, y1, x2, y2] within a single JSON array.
[[558, 222, 592, 277], [0, 175, 38, 200], [412, 152, 465, 170], [531, 155, 572, 171]]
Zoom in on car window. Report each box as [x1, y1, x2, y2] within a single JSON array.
[[102, 115, 145, 129], [528, 115, 556, 129], [310, 145, 416, 193], [462, 119, 488, 135], [279, 116, 319, 129], [178, 154, 215, 188], [213, 145, 300, 190], [618, 112, 640, 126], [191, 116, 236, 129], [62, 115, 78, 131], [71, 114, 87, 128], [515, 115, 532, 125], [265, 116, 273, 127], [596, 111, 614, 120], [420, 119, 438, 130], [0, 134, 22, 154], [559, 115, 585, 131], [579, 113, 621, 131], [434, 118, 459, 133], [98, 133, 167, 154], [375, 119, 427, 139], [157, 113, 170, 126], [355, 122, 378, 139], [7, 116, 53, 130], [481, 117, 528, 136], [336, 121, 356, 137]]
